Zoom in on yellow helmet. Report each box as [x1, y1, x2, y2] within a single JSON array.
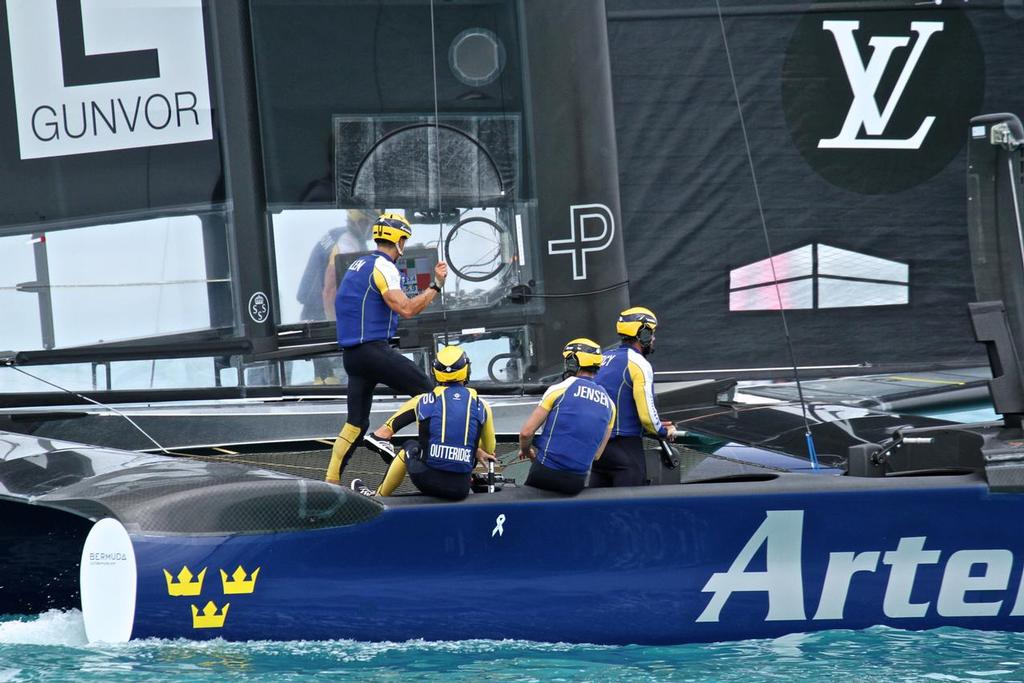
[[371, 212, 413, 245], [563, 338, 604, 374], [433, 345, 470, 383], [617, 306, 657, 344]]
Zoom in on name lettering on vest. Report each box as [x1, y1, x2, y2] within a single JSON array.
[[430, 443, 473, 464], [571, 382, 611, 408]]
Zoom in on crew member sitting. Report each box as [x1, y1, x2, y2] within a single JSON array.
[[351, 345, 497, 501], [518, 338, 615, 495], [591, 307, 676, 487]]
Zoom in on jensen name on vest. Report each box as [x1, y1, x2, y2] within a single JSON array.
[[571, 382, 612, 408]]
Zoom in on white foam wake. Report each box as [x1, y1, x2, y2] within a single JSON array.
[[0, 610, 87, 646]]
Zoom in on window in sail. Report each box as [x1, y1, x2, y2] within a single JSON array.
[[0, 214, 233, 353], [109, 358, 230, 390], [271, 209, 366, 325], [0, 233, 43, 351], [272, 204, 522, 326], [0, 355, 270, 394], [432, 326, 528, 384], [281, 349, 429, 388], [1, 363, 97, 394]]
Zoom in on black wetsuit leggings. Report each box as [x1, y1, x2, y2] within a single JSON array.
[[526, 461, 587, 495], [343, 341, 432, 429], [588, 436, 646, 488], [406, 454, 472, 501], [330, 341, 433, 479]]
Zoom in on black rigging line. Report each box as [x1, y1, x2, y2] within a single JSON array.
[[428, 0, 450, 346], [523, 281, 630, 299], [3, 363, 169, 454], [712, 0, 819, 468], [494, 6, 528, 395]]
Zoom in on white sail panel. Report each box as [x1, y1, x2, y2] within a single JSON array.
[[819, 278, 909, 308], [818, 245, 908, 283], [730, 280, 813, 311]]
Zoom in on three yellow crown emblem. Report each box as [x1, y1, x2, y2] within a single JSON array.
[[163, 562, 262, 629], [163, 566, 206, 597], [221, 566, 260, 595], [191, 601, 230, 629]]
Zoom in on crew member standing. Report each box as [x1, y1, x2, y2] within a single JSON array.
[[324, 212, 448, 485], [591, 307, 676, 487], [518, 338, 615, 495], [351, 345, 497, 501], [293, 209, 376, 384]]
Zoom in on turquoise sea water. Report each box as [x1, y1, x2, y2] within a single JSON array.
[[910, 402, 1000, 424], [3, 611, 1024, 682]]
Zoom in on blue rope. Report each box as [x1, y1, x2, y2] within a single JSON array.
[[805, 432, 820, 471]]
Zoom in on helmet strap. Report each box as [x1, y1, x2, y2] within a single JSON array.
[[637, 325, 655, 355], [624, 335, 655, 356]]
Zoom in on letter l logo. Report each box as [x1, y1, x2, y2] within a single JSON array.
[[818, 20, 943, 150]]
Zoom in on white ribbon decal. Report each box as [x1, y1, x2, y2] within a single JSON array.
[[491, 513, 506, 538]]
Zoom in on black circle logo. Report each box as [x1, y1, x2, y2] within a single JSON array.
[[782, 5, 984, 194], [248, 291, 270, 324]]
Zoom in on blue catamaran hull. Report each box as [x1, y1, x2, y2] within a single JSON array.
[[5, 373, 1022, 646], [113, 477, 1024, 644]]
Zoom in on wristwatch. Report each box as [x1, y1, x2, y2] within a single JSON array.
[[429, 281, 442, 293]]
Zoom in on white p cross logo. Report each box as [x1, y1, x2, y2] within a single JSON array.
[[818, 20, 943, 150], [547, 204, 616, 281]]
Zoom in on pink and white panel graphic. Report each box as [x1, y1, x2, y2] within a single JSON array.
[[729, 280, 814, 311], [729, 244, 908, 311]]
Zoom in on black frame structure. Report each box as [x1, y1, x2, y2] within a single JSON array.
[[1, 0, 630, 407]]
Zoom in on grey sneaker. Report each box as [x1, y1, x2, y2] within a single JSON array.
[[363, 432, 396, 465], [350, 478, 376, 497]]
